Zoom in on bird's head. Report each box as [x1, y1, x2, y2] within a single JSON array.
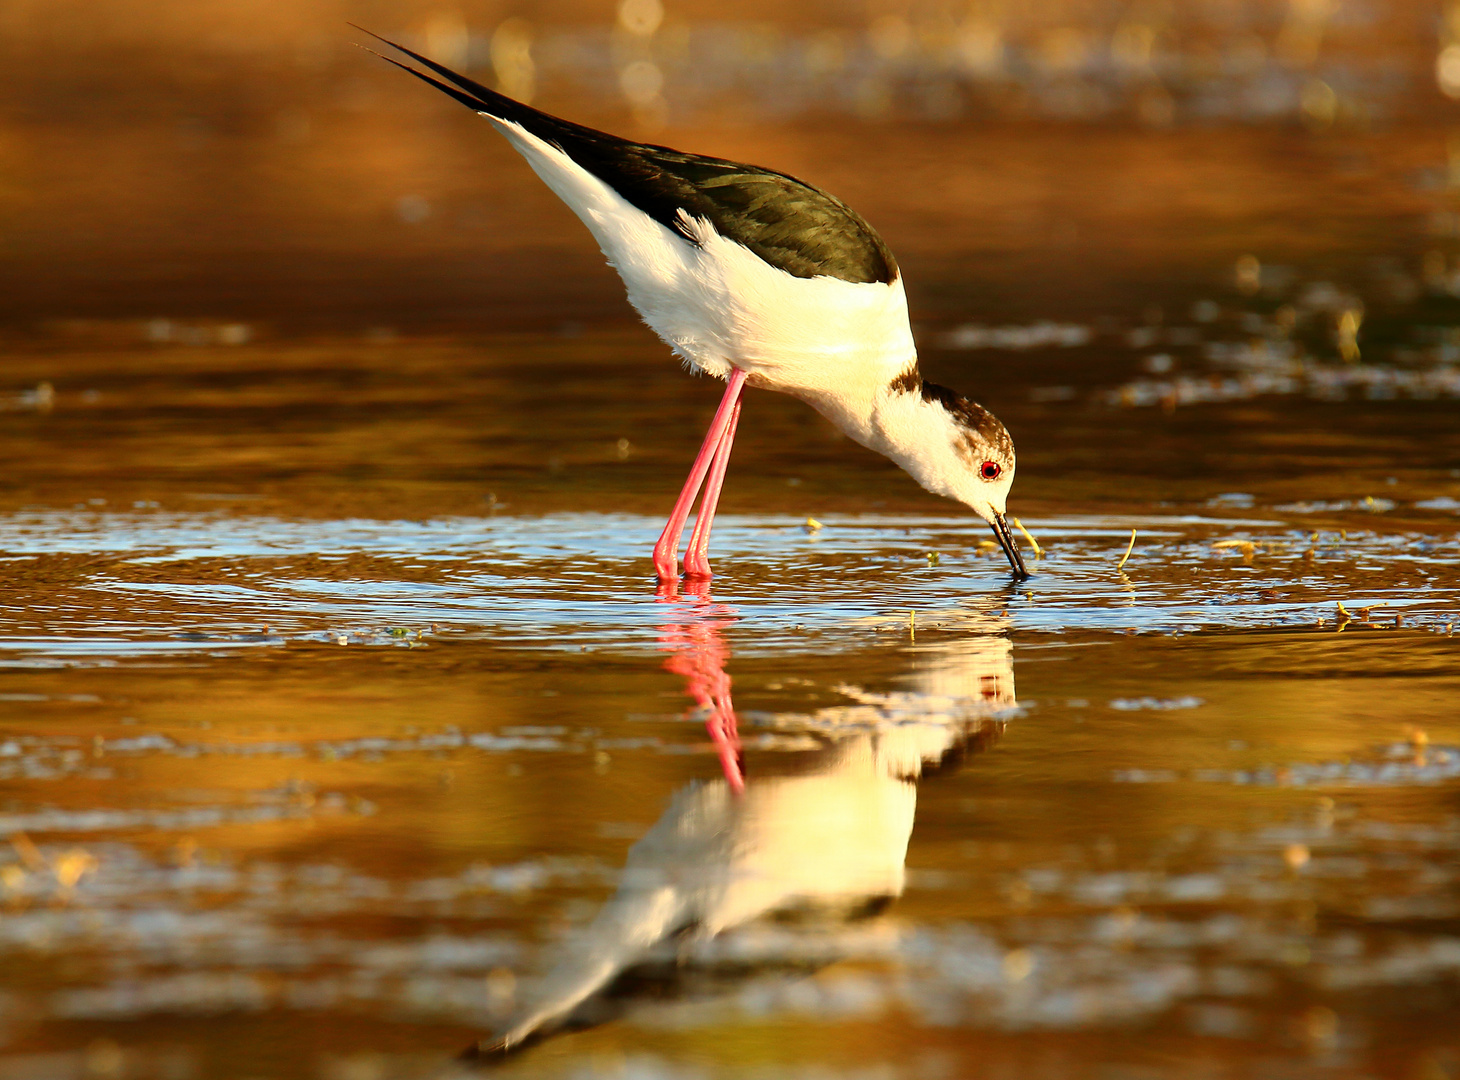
[[950, 419, 1025, 579], [909, 382, 1027, 579]]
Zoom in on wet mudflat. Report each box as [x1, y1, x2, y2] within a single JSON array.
[[3, 108, 1460, 1080]]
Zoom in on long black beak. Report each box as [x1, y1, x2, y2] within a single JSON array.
[[990, 513, 1029, 579]]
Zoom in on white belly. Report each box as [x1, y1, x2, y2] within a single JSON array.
[[621, 224, 917, 395], [491, 118, 917, 401]]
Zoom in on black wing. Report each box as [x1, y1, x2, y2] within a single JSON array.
[[358, 29, 898, 285]]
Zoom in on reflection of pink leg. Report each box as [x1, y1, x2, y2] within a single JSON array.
[[706, 681, 744, 794], [697, 656, 743, 794], [683, 400, 740, 580], [676, 576, 711, 601], [658, 598, 744, 793], [652, 370, 748, 582]]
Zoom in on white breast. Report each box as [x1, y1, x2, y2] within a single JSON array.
[[490, 118, 917, 399]]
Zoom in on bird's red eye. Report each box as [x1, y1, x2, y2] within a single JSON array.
[[980, 461, 1002, 481]]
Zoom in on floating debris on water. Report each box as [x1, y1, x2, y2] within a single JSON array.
[[1213, 539, 1258, 559], [1116, 529, 1137, 571], [1012, 518, 1042, 558]]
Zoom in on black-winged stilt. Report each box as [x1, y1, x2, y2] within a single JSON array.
[[359, 31, 1029, 582]]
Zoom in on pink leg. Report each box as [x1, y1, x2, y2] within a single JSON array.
[[652, 370, 747, 581], [683, 400, 741, 579]]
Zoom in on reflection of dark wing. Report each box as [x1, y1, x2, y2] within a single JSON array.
[[462, 951, 845, 1063], [915, 719, 1005, 779], [360, 31, 898, 285]]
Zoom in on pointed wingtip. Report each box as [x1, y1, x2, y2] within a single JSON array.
[[346, 22, 390, 46], [346, 22, 523, 122], [346, 24, 427, 72], [349, 30, 502, 117], [346, 24, 413, 70], [346, 24, 407, 62], [350, 41, 393, 65]]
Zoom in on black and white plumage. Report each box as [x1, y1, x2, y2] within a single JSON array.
[[465, 634, 1015, 1058], [361, 31, 1027, 580]]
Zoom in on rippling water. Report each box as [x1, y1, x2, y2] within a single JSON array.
[[0, 509, 1457, 659], [4, 59, 1460, 1075], [1, 319, 1457, 1079]]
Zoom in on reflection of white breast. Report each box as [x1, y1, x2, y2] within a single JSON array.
[[490, 636, 1016, 1051], [635, 741, 916, 937]]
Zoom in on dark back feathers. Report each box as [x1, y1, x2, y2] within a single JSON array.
[[360, 29, 898, 285]]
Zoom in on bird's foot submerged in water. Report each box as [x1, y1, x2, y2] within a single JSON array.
[[653, 372, 747, 583]]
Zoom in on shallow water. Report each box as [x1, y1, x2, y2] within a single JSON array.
[[5, 62, 1460, 1076], [1, 307, 1458, 1080]]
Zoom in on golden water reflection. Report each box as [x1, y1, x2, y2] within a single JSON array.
[[474, 613, 1013, 1060]]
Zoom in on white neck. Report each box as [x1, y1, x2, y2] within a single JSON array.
[[802, 381, 974, 506]]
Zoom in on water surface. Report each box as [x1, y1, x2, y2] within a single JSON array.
[[2, 94, 1460, 1080]]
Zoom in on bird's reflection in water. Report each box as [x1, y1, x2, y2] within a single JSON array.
[[464, 589, 1016, 1063]]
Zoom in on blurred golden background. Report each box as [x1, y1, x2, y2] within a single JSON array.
[[2, 0, 1456, 337]]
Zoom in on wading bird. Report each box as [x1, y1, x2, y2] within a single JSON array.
[[360, 31, 1028, 581]]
